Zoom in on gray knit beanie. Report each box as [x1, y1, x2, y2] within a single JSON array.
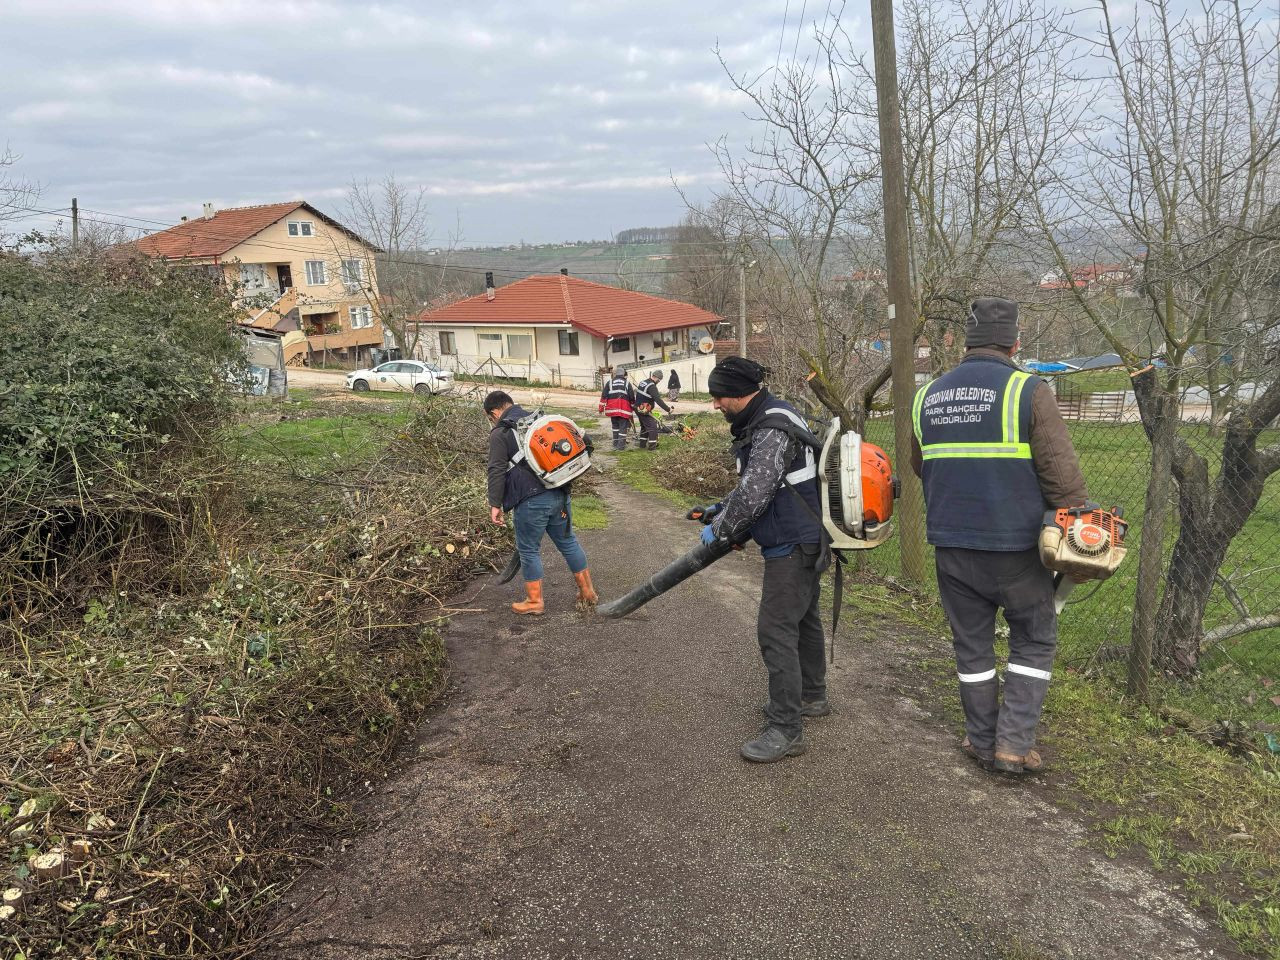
[[965, 297, 1019, 349]]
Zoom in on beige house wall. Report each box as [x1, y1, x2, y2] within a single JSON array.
[[410, 323, 705, 388], [221, 214, 385, 350]]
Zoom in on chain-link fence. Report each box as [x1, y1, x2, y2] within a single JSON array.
[[858, 370, 1280, 732]]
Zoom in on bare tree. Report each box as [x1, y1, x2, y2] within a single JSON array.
[[661, 202, 742, 320], [844, 0, 1086, 373], [342, 175, 475, 361], [1035, 0, 1280, 687], [709, 26, 881, 425], [0, 146, 41, 240]]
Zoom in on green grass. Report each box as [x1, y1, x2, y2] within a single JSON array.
[[572, 494, 608, 530], [231, 410, 409, 471]]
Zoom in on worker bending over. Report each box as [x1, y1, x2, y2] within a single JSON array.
[[699, 357, 828, 764], [634, 370, 672, 451], [911, 298, 1087, 774]]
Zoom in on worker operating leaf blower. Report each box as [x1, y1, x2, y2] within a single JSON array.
[[599, 357, 895, 764], [485, 390, 597, 616]]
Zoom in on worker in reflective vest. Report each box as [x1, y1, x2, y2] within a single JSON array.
[[634, 370, 672, 451], [598, 366, 636, 450], [911, 297, 1088, 775]]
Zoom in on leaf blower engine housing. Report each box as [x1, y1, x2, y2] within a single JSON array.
[[1039, 505, 1128, 581], [817, 417, 897, 550], [511, 413, 592, 488]]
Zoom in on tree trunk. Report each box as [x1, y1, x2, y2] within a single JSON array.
[[1127, 368, 1177, 701], [1127, 424, 1173, 702], [1154, 415, 1276, 674]]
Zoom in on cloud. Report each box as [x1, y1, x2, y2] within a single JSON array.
[[4, 0, 847, 241]]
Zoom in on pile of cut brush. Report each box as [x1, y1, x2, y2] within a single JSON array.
[[648, 417, 737, 502], [0, 395, 508, 959]]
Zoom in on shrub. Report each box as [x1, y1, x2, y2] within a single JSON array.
[[0, 251, 245, 603]]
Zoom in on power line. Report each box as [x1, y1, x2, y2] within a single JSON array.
[[776, 0, 792, 72], [18, 205, 741, 281]]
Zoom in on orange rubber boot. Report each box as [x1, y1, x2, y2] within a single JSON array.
[[512, 580, 545, 616], [574, 569, 598, 608]]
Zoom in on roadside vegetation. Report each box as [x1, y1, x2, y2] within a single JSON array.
[[0, 253, 507, 958]]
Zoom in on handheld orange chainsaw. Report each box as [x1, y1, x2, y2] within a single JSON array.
[[1039, 504, 1129, 613]]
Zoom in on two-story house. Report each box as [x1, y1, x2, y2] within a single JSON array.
[[136, 200, 387, 367]]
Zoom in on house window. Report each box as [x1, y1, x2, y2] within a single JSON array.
[[477, 332, 503, 357], [349, 305, 373, 329], [288, 221, 314, 237], [341, 258, 364, 290], [439, 332, 457, 355], [506, 334, 533, 359], [610, 337, 631, 354], [558, 330, 579, 356], [304, 260, 327, 285], [239, 263, 270, 292]]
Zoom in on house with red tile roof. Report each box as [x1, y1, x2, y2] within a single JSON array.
[[412, 273, 725, 387], [136, 201, 388, 367]]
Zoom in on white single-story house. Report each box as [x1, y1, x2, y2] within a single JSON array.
[[410, 273, 725, 389]]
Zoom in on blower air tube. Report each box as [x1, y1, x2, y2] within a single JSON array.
[[597, 538, 735, 619]]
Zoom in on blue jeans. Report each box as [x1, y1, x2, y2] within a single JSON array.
[[514, 489, 588, 582]]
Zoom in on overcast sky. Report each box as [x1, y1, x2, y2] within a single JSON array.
[[4, 0, 865, 245]]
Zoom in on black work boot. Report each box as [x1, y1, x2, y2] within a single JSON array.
[[740, 725, 806, 763]]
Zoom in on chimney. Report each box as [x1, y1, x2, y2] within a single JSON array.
[[180, 216, 188, 222], [202, 202, 215, 220], [485, 272, 495, 301], [560, 267, 568, 276]]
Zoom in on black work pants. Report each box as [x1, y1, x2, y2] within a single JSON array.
[[759, 543, 826, 737], [935, 546, 1057, 756], [637, 412, 659, 450], [609, 416, 631, 450]]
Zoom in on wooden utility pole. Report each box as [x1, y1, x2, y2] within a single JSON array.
[[71, 197, 79, 251], [738, 255, 748, 357], [870, 0, 926, 582]]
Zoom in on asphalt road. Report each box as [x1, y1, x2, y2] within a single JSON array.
[[275, 469, 1239, 960]]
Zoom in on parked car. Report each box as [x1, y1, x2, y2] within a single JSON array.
[[346, 360, 454, 395]]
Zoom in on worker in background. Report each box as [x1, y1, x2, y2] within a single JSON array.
[[698, 357, 828, 764], [635, 369, 672, 451], [667, 368, 681, 403], [911, 297, 1088, 775], [598, 366, 636, 451], [485, 390, 596, 615]]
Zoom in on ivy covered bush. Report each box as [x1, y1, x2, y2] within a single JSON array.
[[0, 251, 245, 599]]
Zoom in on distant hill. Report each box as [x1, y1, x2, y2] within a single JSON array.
[[435, 242, 677, 295]]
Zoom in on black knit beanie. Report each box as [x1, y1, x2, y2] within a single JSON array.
[[965, 297, 1020, 349], [708, 357, 768, 398]]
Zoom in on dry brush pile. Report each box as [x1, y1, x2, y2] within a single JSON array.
[[2, 250, 509, 959]]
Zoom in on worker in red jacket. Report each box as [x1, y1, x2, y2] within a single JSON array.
[[598, 366, 636, 450]]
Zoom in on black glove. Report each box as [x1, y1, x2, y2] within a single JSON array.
[[686, 503, 722, 525]]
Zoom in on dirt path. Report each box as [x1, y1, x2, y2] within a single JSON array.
[[274, 472, 1240, 960]]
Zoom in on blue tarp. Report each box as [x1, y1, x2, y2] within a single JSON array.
[[1026, 353, 1124, 374]]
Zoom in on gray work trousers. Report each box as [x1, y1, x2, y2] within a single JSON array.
[[609, 416, 631, 450], [637, 412, 659, 450], [935, 546, 1057, 756], [759, 543, 827, 737]]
